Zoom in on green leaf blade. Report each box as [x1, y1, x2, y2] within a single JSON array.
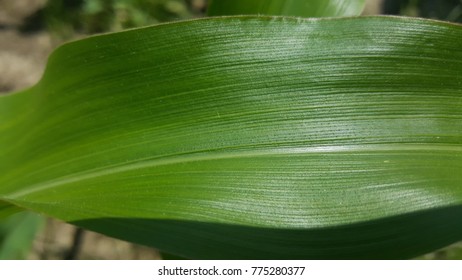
[[0, 212, 44, 259], [1, 16, 462, 259], [73, 206, 462, 259], [0, 201, 23, 219]]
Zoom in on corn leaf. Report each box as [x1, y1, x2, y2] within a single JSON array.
[[1, 16, 462, 259], [207, 0, 366, 17], [0, 202, 22, 219], [0, 212, 44, 259]]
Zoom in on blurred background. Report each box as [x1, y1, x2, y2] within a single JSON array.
[[0, 0, 461, 259]]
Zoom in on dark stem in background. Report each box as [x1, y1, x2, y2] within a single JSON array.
[[64, 228, 84, 260]]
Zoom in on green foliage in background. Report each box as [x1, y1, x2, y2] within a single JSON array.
[[383, 0, 462, 23], [32, 0, 203, 36], [0, 212, 44, 259], [207, 0, 365, 17]]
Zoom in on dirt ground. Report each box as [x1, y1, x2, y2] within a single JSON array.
[[0, 0, 50, 93], [29, 219, 161, 259]]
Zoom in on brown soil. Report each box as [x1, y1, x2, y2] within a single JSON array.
[[29, 219, 160, 260]]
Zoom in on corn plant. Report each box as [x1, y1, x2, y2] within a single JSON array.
[[1, 0, 461, 259]]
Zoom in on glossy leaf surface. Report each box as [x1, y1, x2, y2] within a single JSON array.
[[1, 16, 461, 259]]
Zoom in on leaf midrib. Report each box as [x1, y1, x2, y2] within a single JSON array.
[[4, 143, 461, 200]]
